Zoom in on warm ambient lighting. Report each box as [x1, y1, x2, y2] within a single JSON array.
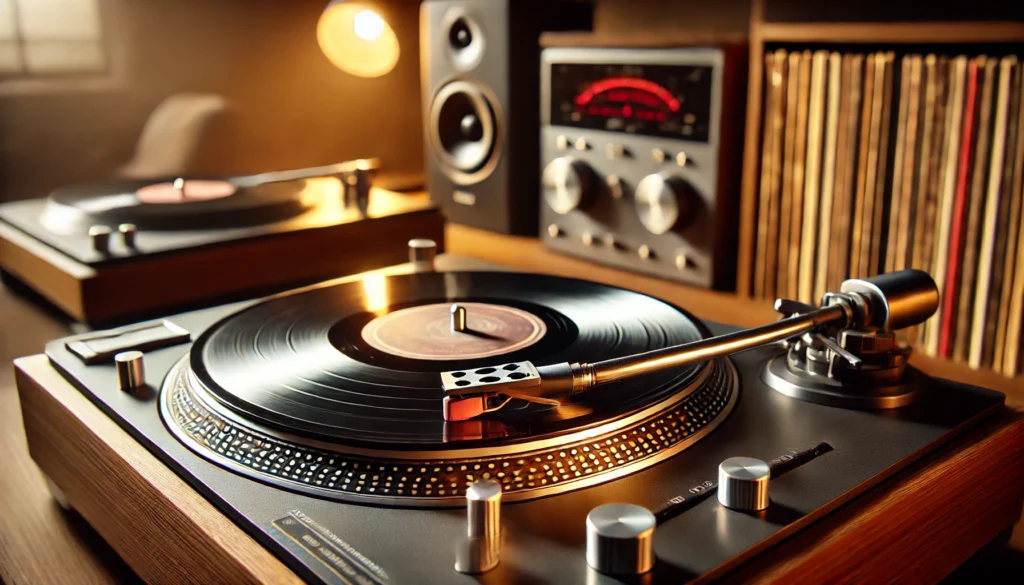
[[317, 1, 399, 78], [353, 9, 385, 41], [361, 272, 389, 314]]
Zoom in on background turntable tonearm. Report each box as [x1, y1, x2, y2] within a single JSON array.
[[442, 269, 939, 420]]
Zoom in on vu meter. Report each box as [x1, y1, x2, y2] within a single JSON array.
[[539, 46, 746, 290]]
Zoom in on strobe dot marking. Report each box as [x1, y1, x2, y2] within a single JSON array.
[[164, 358, 735, 504]]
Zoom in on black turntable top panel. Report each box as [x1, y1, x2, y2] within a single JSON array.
[[189, 271, 709, 448]]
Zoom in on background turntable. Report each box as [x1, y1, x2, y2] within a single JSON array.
[[0, 158, 445, 326]]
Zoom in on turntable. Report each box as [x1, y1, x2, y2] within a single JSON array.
[[13, 244, 1024, 584], [0, 159, 444, 325]]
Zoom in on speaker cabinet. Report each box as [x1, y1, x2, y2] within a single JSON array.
[[420, 0, 544, 235]]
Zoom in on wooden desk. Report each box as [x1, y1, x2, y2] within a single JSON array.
[[1, 224, 1023, 584], [0, 278, 142, 584]]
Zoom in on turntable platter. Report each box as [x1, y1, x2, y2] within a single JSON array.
[[162, 271, 738, 505], [40, 177, 311, 234]]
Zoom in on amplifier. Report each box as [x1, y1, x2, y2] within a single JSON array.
[[539, 46, 746, 290]]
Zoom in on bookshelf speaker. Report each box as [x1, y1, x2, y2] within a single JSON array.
[[420, 0, 591, 234]]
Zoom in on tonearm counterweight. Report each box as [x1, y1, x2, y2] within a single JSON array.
[[441, 270, 940, 421]]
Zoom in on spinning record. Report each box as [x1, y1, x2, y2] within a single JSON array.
[[40, 177, 311, 233], [185, 271, 713, 449]]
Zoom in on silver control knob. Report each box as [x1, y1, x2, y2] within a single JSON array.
[[717, 457, 770, 511], [89, 225, 111, 253], [606, 174, 624, 199], [115, 351, 145, 391], [344, 162, 375, 212], [542, 157, 595, 215], [118, 223, 137, 248], [634, 174, 698, 235], [586, 503, 656, 575], [408, 238, 437, 273], [455, 479, 501, 574]]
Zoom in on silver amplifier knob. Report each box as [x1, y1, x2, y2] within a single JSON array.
[[717, 457, 770, 511], [585, 503, 656, 575], [542, 157, 596, 215], [634, 174, 698, 235]]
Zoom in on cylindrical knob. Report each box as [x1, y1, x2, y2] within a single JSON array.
[[115, 351, 145, 391], [542, 157, 595, 215], [456, 479, 501, 574], [840, 269, 939, 331], [344, 161, 376, 213], [408, 238, 437, 273], [634, 174, 698, 235], [466, 479, 501, 540], [717, 457, 770, 511], [118, 223, 137, 248], [586, 503, 656, 575], [606, 174, 624, 199], [89, 225, 111, 253]]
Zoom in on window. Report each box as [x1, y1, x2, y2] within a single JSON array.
[[0, 0, 105, 76]]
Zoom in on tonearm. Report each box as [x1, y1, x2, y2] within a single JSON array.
[[440, 270, 940, 421]]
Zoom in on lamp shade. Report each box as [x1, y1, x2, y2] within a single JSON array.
[[317, 1, 400, 78]]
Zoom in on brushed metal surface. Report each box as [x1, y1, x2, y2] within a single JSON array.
[[586, 503, 656, 575], [717, 457, 770, 511], [113, 351, 144, 391]]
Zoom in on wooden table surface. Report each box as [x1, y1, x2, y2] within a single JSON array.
[[0, 223, 1022, 585]]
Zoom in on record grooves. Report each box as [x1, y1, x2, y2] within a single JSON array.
[[160, 271, 739, 505], [41, 177, 311, 233]]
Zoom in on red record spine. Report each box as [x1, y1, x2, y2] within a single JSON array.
[[939, 59, 980, 358]]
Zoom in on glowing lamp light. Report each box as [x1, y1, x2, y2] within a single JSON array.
[[317, 1, 399, 78], [353, 9, 385, 41]]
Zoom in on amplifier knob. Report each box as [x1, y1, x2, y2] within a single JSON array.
[[542, 157, 596, 215], [634, 174, 697, 235]]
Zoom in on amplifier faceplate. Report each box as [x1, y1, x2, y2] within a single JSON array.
[[540, 46, 744, 290]]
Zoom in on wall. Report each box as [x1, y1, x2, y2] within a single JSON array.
[[0, 0, 422, 201], [594, 0, 751, 37]]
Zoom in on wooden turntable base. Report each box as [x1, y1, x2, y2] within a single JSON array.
[[2, 226, 1024, 584]]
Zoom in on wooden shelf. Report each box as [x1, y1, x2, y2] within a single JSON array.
[[446, 224, 1024, 402], [759, 21, 1024, 44], [539, 30, 747, 48]]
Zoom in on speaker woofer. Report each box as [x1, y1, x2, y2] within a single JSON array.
[[429, 80, 501, 184]]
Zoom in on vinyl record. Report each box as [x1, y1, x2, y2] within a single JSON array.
[[40, 176, 311, 234], [187, 271, 711, 450]]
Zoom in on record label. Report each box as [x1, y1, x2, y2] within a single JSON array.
[[360, 302, 547, 361]]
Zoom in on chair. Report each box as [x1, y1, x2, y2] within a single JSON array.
[[117, 93, 228, 179]]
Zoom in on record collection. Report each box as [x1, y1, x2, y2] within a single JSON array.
[[752, 48, 1024, 377]]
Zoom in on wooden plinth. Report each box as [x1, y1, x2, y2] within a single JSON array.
[[7, 224, 1024, 583], [15, 352, 1024, 584], [0, 190, 444, 326]]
